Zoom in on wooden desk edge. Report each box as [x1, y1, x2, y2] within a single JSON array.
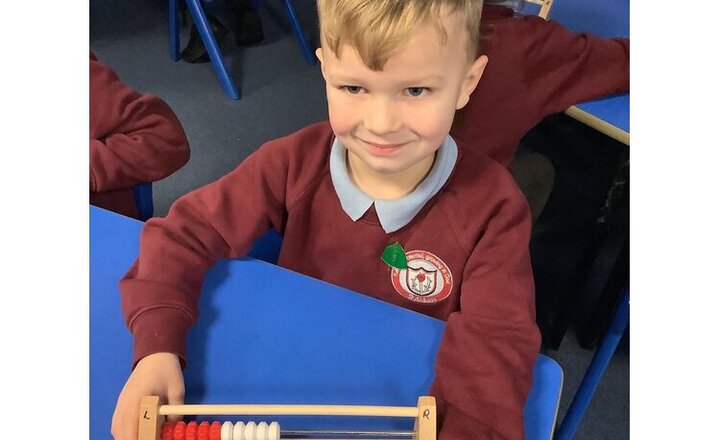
[[565, 105, 629, 146]]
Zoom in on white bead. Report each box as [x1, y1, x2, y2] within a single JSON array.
[[255, 422, 268, 440], [267, 422, 280, 440], [221, 421, 233, 440], [243, 421, 257, 440], [232, 422, 245, 440]]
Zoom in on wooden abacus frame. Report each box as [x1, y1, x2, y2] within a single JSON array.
[[525, 0, 554, 19], [139, 395, 436, 440]]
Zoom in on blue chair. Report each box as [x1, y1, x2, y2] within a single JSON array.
[[169, 0, 316, 100], [131, 182, 154, 221], [554, 286, 629, 440], [248, 229, 564, 439], [527, 354, 564, 440]]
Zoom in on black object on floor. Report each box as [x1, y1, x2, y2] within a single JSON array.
[[180, 0, 264, 64], [181, 14, 229, 64], [228, 0, 265, 46]]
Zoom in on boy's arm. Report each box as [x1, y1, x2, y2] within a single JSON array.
[[112, 135, 306, 440], [119, 142, 290, 368], [430, 186, 540, 439], [518, 16, 629, 114], [89, 53, 190, 193]]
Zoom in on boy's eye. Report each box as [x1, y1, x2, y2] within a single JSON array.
[[406, 87, 428, 97], [342, 86, 364, 94]]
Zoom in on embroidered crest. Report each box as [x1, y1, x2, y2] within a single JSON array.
[[391, 250, 453, 303]]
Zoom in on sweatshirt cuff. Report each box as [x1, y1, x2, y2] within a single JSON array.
[[435, 395, 522, 440], [129, 307, 192, 370]]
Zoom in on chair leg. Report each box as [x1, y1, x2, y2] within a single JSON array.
[[554, 287, 629, 440], [169, 0, 181, 61], [280, 0, 317, 65], [184, 0, 241, 99]]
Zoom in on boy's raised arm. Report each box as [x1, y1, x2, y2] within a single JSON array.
[[430, 184, 540, 439]]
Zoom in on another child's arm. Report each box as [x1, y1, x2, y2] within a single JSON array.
[[519, 16, 629, 114], [430, 182, 540, 439], [90, 52, 190, 193]]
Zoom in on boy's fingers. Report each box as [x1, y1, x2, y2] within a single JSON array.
[[167, 385, 185, 405], [165, 390, 183, 421], [111, 407, 138, 440], [165, 383, 185, 421]]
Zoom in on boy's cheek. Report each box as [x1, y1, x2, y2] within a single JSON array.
[[327, 105, 357, 137], [409, 109, 454, 139]]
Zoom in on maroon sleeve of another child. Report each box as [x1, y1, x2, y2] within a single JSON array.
[[89, 52, 190, 192], [518, 16, 629, 114]]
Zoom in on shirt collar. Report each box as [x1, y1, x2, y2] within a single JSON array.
[[329, 136, 458, 233]]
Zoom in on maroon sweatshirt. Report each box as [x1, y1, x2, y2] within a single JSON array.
[[451, 5, 630, 168], [90, 52, 190, 218], [120, 122, 541, 439]]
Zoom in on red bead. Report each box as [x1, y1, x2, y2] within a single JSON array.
[[173, 421, 187, 440], [162, 422, 176, 440], [197, 421, 210, 440], [186, 421, 198, 440], [209, 421, 221, 440]]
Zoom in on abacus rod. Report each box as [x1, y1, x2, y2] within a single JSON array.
[[282, 429, 414, 436], [159, 404, 419, 417]]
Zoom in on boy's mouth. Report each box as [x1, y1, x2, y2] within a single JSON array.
[[361, 139, 409, 155]]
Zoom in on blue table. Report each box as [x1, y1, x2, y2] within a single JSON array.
[[90, 206, 562, 438]]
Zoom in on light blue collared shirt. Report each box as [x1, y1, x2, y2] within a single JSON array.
[[329, 136, 458, 233]]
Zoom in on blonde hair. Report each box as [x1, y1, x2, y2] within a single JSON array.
[[317, 0, 484, 71]]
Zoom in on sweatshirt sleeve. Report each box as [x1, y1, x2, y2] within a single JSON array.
[[118, 140, 291, 368], [517, 16, 629, 115], [430, 182, 541, 439], [89, 53, 190, 192]]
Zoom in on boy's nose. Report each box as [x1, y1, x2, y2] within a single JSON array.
[[363, 97, 402, 135]]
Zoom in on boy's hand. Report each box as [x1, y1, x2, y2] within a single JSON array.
[[111, 352, 184, 440]]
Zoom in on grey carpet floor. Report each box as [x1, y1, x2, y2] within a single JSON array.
[[90, 0, 629, 438]]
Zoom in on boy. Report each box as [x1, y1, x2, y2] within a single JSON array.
[[111, 1, 540, 439], [90, 52, 190, 219]]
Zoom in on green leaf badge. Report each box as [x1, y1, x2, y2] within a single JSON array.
[[382, 242, 408, 270]]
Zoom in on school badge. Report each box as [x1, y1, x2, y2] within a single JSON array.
[[383, 243, 453, 304]]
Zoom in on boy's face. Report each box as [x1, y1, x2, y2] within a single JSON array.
[[317, 12, 487, 191]]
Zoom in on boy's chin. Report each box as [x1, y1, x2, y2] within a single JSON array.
[[364, 161, 418, 177]]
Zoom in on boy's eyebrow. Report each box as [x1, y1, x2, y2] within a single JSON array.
[[327, 73, 446, 84], [326, 73, 365, 83], [399, 75, 446, 84]]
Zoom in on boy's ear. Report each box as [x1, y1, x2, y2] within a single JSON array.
[[315, 48, 326, 78], [456, 55, 488, 110]]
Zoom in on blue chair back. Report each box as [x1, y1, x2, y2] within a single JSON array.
[[249, 229, 564, 439], [248, 228, 283, 263], [132, 182, 154, 221]]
